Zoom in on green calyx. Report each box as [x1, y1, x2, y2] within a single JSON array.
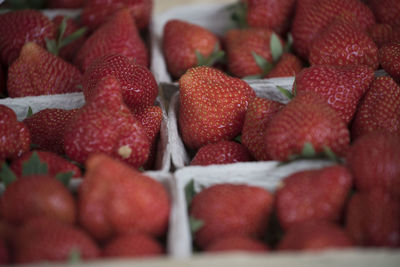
[[0, 162, 17, 187], [228, 1, 248, 28], [189, 215, 204, 234], [195, 44, 226, 68], [286, 142, 342, 163]]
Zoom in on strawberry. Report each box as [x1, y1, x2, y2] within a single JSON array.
[[309, 18, 379, 69], [64, 76, 150, 168], [265, 53, 303, 78], [79, 154, 170, 241], [366, 0, 400, 28], [1, 175, 76, 225], [23, 108, 79, 155], [10, 151, 81, 179], [0, 238, 8, 265], [0, 10, 56, 65], [179, 66, 255, 149], [346, 188, 400, 247], [294, 65, 375, 124], [205, 235, 269, 253], [276, 166, 353, 230], [190, 141, 252, 166], [48, 0, 85, 8], [190, 183, 273, 248], [351, 77, 400, 138], [162, 19, 223, 80], [82, 54, 158, 114], [75, 8, 148, 73], [242, 97, 284, 161], [0, 105, 30, 161], [278, 221, 354, 251], [0, 220, 16, 243], [14, 217, 100, 264], [103, 234, 164, 258], [81, 0, 153, 32], [346, 131, 400, 197], [291, 0, 375, 59], [0, 63, 5, 96], [264, 92, 350, 161], [367, 24, 395, 48], [379, 42, 400, 82]]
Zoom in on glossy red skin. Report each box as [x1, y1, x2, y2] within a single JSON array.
[[265, 53, 303, 78], [179, 66, 256, 149], [346, 188, 400, 247], [366, 0, 400, 28], [367, 24, 394, 48], [103, 234, 164, 258], [379, 43, 400, 82], [7, 42, 82, 97], [0, 10, 56, 66], [351, 77, 400, 139], [163, 19, 220, 79], [205, 236, 269, 253], [190, 184, 273, 248], [278, 221, 354, 251], [48, 0, 85, 8], [346, 131, 400, 197]]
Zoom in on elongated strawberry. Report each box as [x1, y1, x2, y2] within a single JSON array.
[[82, 54, 158, 114], [103, 234, 164, 258], [205, 236, 269, 253], [64, 76, 150, 168], [163, 19, 223, 79], [379, 43, 400, 82], [265, 53, 303, 78], [366, 0, 400, 28], [351, 77, 400, 138], [179, 66, 255, 149], [48, 0, 85, 8], [75, 8, 148, 72], [7, 42, 82, 97], [0, 10, 56, 65]]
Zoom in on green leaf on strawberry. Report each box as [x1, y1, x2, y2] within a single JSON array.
[[195, 44, 225, 67], [248, 51, 274, 79], [68, 248, 81, 264], [26, 106, 33, 118], [229, 1, 248, 28], [22, 151, 48, 176], [189, 215, 204, 234], [276, 85, 294, 100], [0, 162, 17, 187], [55, 171, 74, 187], [270, 33, 283, 63], [185, 179, 196, 206]]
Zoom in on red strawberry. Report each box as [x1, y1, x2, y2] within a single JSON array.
[[346, 188, 400, 247], [346, 131, 400, 197], [295, 65, 375, 124], [379, 42, 400, 82], [64, 76, 150, 168], [0, 105, 30, 161], [1, 175, 76, 225], [351, 77, 400, 138], [291, 0, 375, 59], [276, 166, 353, 230], [7, 42, 82, 97], [81, 0, 153, 32], [190, 141, 252, 166], [367, 24, 394, 48], [0, 220, 17, 243], [264, 92, 350, 161], [0, 10, 56, 65], [265, 53, 303, 78], [309, 18, 379, 69], [82, 54, 158, 114], [0, 63, 5, 95], [14, 217, 100, 264], [205, 235, 269, 253], [366, 0, 400, 28], [75, 8, 148, 73], [48, 0, 85, 8], [103, 234, 164, 258], [179, 66, 255, 149], [278, 221, 354, 251], [0, 239, 9, 265], [10, 151, 82, 179], [190, 184, 273, 248], [163, 19, 222, 79], [79, 154, 170, 241], [23, 108, 79, 155]]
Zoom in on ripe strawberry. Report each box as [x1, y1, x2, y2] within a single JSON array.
[[351, 77, 400, 138], [0, 63, 5, 95], [14, 217, 100, 264], [291, 0, 375, 59], [0, 105, 30, 161], [103, 234, 164, 258], [1, 175, 76, 225], [346, 188, 400, 247], [265, 53, 303, 78], [276, 166, 353, 230], [278, 221, 354, 251], [179, 66, 255, 149], [79, 154, 170, 241], [309, 18, 379, 69], [7, 42, 82, 97], [346, 131, 400, 197], [190, 183, 273, 248], [75, 8, 148, 73], [366, 0, 400, 28], [0, 10, 56, 65], [163, 19, 222, 79], [10, 151, 82, 179], [367, 24, 394, 48], [0, 239, 9, 265], [379, 43, 400, 82], [82, 54, 158, 114], [81, 0, 153, 32], [190, 141, 252, 166], [23, 108, 79, 155], [264, 92, 350, 161], [205, 235, 269, 253], [295, 65, 375, 124], [242, 97, 284, 161], [64, 76, 150, 168], [48, 0, 85, 8], [0, 220, 16, 243]]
